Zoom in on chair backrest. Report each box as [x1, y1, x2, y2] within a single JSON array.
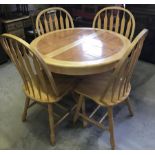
[[0, 34, 60, 101], [101, 29, 148, 104], [92, 6, 135, 41], [36, 7, 74, 36]]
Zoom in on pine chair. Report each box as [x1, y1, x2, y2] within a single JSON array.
[[73, 29, 148, 149], [36, 7, 74, 36], [92, 6, 135, 41], [0, 33, 77, 145]]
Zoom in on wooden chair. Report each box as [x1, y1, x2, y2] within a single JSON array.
[[0, 33, 77, 145], [73, 29, 148, 149], [92, 6, 135, 41], [36, 7, 74, 36]]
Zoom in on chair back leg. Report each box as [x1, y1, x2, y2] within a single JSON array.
[[126, 97, 134, 116], [82, 102, 88, 127], [48, 104, 56, 145], [73, 95, 84, 124], [22, 97, 30, 122]]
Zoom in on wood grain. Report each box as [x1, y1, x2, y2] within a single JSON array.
[[31, 28, 130, 75]]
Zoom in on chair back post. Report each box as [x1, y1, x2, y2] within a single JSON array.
[[36, 7, 74, 36], [100, 29, 148, 104], [92, 6, 135, 41], [0, 33, 59, 101]]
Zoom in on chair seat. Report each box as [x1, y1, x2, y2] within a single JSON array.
[[24, 74, 77, 103], [75, 72, 131, 106]]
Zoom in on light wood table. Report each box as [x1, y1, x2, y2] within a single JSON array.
[[31, 28, 131, 75]]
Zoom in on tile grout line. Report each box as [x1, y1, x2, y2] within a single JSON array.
[[45, 31, 105, 58]]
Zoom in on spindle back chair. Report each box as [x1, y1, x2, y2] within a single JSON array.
[[92, 6, 135, 41], [0, 33, 77, 145], [73, 29, 148, 149], [36, 7, 74, 36]]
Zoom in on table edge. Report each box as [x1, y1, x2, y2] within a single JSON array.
[[31, 28, 131, 67]]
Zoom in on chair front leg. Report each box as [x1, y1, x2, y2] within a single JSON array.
[[126, 97, 134, 116], [48, 104, 56, 145], [22, 97, 30, 122], [73, 94, 84, 124], [108, 107, 115, 150]]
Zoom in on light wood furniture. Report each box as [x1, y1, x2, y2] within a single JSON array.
[[0, 33, 77, 145], [73, 29, 148, 149], [92, 6, 135, 41], [1, 16, 31, 39], [31, 28, 131, 75], [36, 7, 74, 36]]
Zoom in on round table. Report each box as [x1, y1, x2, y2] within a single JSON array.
[[31, 28, 131, 75]]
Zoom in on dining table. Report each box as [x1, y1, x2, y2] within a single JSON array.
[[30, 28, 131, 75]]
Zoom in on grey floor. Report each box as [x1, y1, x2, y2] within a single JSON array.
[[0, 60, 155, 150]]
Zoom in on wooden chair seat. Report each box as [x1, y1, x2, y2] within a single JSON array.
[[75, 72, 131, 106], [24, 74, 77, 103]]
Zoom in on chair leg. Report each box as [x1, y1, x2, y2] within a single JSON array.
[[72, 92, 79, 104], [82, 101, 88, 127], [48, 104, 55, 145], [22, 97, 30, 122], [73, 95, 84, 124], [108, 107, 115, 150], [126, 97, 134, 116]]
